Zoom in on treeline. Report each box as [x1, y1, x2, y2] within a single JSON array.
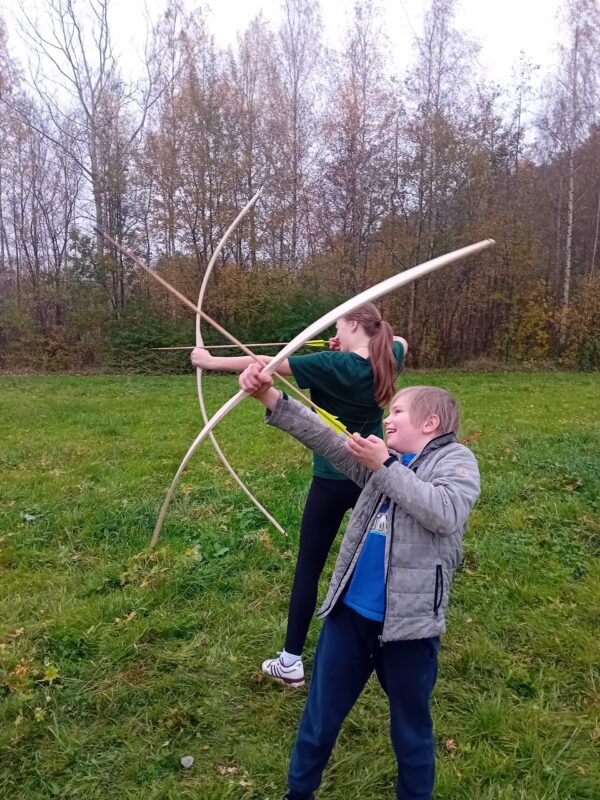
[[0, 0, 599, 372]]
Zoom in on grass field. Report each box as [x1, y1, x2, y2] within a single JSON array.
[[1, 373, 599, 799]]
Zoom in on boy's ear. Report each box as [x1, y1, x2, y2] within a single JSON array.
[[423, 414, 441, 434]]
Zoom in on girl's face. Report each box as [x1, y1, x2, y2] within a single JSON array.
[[334, 317, 356, 351]]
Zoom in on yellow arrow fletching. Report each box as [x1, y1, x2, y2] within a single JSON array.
[[306, 339, 327, 348], [316, 408, 348, 436]]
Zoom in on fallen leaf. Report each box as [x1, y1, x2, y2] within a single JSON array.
[[42, 665, 60, 684], [217, 765, 239, 776], [444, 738, 457, 754]]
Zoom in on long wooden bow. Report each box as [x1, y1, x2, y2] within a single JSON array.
[[148, 238, 495, 548], [97, 229, 358, 544], [194, 189, 286, 536]]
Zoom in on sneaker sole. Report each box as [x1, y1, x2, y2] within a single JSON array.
[[263, 672, 305, 688]]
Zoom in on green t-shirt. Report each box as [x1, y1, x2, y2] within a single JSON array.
[[288, 341, 405, 480]]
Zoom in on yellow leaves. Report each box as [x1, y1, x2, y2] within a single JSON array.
[[0, 628, 23, 656], [217, 765, 238, 776], [42, 664, 60, 684], [216, 764, 253, 788], [257, 529, 274, 550], [165, 708, 192, 730], [120, 547, 170, 589], [34, 707, 46, 722], [444, 738, 458, 754], [115, 611, 137, 625], [181, 484, 192, 496], [4, 663, 37, 693], [185, 545, 203, 562]]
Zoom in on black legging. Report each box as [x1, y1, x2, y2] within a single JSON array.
[[284, 476, 363, 656]]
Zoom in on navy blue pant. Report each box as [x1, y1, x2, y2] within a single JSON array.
[[287, 603, 440, 800]]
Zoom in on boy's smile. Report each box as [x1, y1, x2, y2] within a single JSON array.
[[384, 400, 417, 453], [384, 393, 440, 455]]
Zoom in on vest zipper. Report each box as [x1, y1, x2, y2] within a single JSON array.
[[380, 504, 396, 645], [433, 564, 444, 616]]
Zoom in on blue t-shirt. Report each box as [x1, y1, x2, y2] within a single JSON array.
[[343, 453, 415, 622]]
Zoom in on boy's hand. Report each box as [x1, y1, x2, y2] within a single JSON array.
[[344, 433, 389, 470], [239, 363, 274, 397], [191, 346, 212, 369]]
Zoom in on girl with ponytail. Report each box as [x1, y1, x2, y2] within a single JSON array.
[[191, 303, 407, 686]]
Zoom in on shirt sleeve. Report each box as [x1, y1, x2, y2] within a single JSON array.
[[288, 351, 339, 390], [393, 340, 405, 372]]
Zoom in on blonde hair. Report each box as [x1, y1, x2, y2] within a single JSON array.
[[341, 302, 397, 407], [393, 386, 460, 435]]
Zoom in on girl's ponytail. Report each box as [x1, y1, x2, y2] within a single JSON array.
[[342, 303, 398, 407]]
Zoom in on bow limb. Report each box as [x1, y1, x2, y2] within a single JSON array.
[[195, 189, 287, 537], [149, 238, 495, 547], [150, 389, 249, 548], [259, 239, 495, 376]]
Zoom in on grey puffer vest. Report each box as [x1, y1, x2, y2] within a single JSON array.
[[266, 394, 481, 642]]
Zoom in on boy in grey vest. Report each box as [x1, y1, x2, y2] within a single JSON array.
[[239, 365, 481, 800]]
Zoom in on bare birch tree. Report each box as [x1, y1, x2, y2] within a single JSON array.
[[539, 0, 600, 345]]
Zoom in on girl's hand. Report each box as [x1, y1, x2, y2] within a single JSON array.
[[344, 433, 389, 470], [191, 347, 212, 369], [239, 363, 274, 397], [328, 337, 341, 351]]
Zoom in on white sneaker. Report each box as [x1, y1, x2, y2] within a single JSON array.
[[261, 654, 305, 687]]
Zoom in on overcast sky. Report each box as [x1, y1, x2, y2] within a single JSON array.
[[5, 0, 563, 89]]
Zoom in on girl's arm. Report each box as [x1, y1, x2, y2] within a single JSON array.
[[191, 347, 293, 375], [393, 335, 408, 354]]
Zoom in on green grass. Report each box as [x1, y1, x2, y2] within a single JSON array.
[[0, 373, 599, 799]]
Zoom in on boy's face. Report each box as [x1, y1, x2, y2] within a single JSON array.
[[384, 393, 439, 454]]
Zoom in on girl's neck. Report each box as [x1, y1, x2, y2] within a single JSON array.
[[349, 335, 371, 355]]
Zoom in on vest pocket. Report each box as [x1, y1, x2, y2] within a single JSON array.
[[433, 564, 444, 616]]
